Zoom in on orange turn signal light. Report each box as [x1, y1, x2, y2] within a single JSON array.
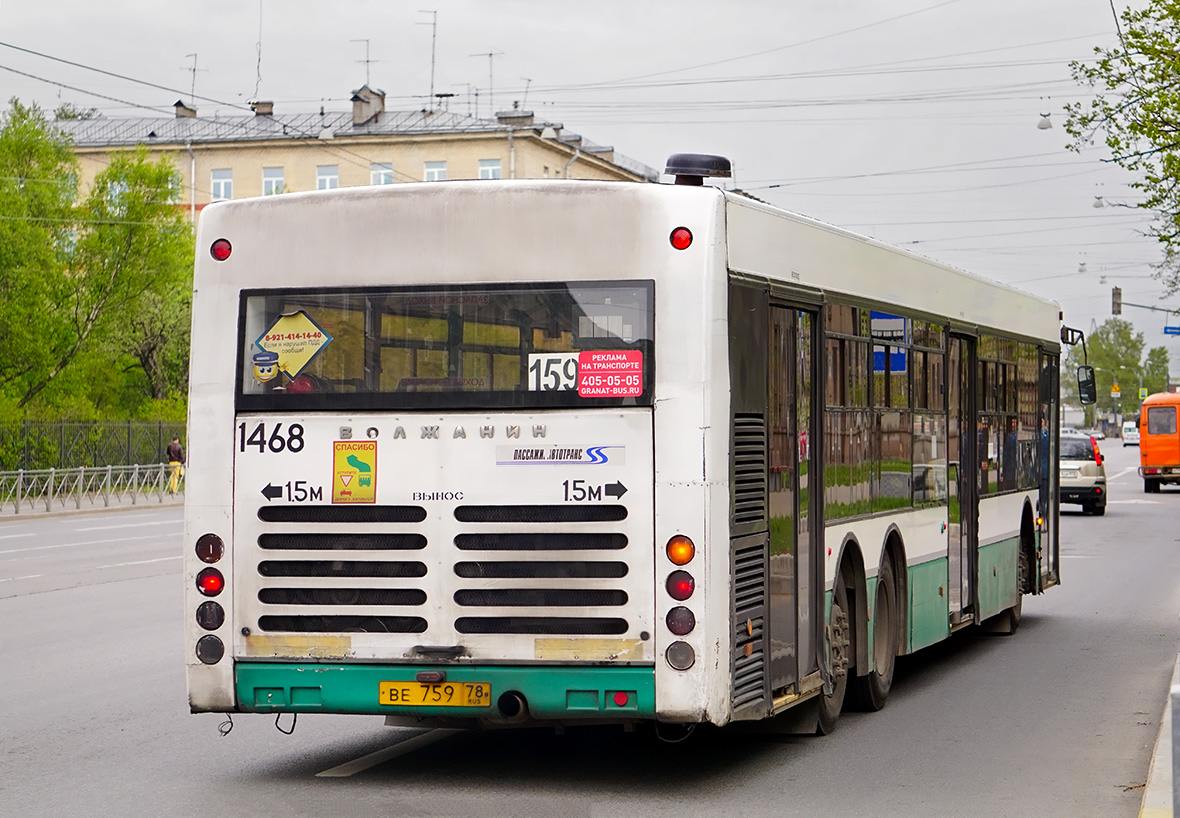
[[666, 535, 695, 565]]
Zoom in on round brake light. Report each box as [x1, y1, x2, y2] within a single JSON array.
[[196, 567, 225, 596], [666, 570, 695, 601], [210, 238, 232, 261], [669, 227, 693, 250]]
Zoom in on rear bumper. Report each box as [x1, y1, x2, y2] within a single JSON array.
[[1060, 485, 1104, 504], [235, 662, 656, 719], [1140, 466, 1180, 481]]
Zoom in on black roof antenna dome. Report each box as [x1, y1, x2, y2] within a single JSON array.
[[664, 153, 732, 186]]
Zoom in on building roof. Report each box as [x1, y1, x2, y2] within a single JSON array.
[[56, 107, 660, 181]]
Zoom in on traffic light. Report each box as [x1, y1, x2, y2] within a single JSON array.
[[1112, 286, 1122, 315]]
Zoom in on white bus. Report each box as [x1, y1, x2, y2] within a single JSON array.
[[184, 155, 1067, 734]]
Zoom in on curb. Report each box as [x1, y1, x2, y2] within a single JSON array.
[[0, 496, 184, 523], [1141, 656, 1178, 817]]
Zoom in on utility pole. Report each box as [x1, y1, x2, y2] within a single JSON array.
[[419, 11, 438, 109]]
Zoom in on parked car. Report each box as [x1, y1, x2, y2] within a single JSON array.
[[1060, 429, 1107, 515], [1080, 427, 1106, 441], [1122, 420, 1140, 447]]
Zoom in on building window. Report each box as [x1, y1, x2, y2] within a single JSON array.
[[424, 161, 447, 182], [211, 169, 233, 201], [263, 167, 285, 196], [317, 165, 339, 190], [479, 159, 502, 180], [370, 163, 394, 185]]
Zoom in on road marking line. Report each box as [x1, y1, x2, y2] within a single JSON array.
[[0, 573, 44, 582], [1108, 499, 1163, 505], [0, 532, 37, 540], [316, 730, 460, 778], [0, 533, 175, 555], [75, 520, 183, 531]]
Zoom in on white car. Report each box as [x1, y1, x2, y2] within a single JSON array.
[[1122, 421, 1140, 446]]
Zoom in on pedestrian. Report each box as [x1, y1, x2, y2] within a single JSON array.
[[166, 435, 186, 495]]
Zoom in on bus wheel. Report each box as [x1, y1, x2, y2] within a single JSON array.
[[817, 579, 851, 734], [849, 559, 897, 712]]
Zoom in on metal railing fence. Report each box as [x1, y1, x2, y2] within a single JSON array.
[[0, 421, 185, 471], [0, 464, 183, 515]]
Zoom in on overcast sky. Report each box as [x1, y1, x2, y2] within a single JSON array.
[[2, 0, 1173, 379]]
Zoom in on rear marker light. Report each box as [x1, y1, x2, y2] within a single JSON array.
[[210, 238, 232, 261], [196, 635, 225, 665], [666, 641, 695, 671], [666, 535, 695, 566], [666, 606, 696, 636], [666, 570, 695, 601], [195, 601, 225, 630], [612, 691, 629, 707], [196, 567, 225, 596], [670, 227, 693, 250], [195, 533, 224, 564]]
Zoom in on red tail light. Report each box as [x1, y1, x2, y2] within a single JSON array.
[[196, 567, 224, 596], [666, 570, 695, 601], [1090, 436, 1102, 465]]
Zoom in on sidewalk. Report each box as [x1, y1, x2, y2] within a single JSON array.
[[1141, 657, 1178, 817]]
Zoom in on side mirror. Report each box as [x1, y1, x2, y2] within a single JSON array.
[[1077, 365, 1096, 405]]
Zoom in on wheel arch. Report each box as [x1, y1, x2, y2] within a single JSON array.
[[834, 532, 868, 676], [880, 524, 909, 654]]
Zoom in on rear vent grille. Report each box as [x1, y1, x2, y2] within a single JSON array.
[[732, 539, 769, 713], [455, 505, 627, 523], [258, 505, 427, 523], [258, 615, 427, 633], [733, 415, 767, 525], [258, 533, 427, 551], [258, 588, 427, 606], [454, 533, 627, 551], [455, 617, 628, 634], [454, 589, 628, 607], [454, 561, 628, 579], [258, 560, 427, 578]]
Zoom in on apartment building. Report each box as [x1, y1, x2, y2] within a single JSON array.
[[56, 85, 658, 221]]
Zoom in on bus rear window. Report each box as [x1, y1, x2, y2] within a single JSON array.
[[1147, 406, 1177, 436], [236, 282, 653, 410]]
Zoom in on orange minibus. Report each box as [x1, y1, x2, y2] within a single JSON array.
[[1139, 392, 1180, 492]]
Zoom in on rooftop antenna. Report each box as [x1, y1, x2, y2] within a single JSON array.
[[521, 77, 532, 110], [183, 53, 208, 108], [469, 49, 504, 116], [253, 0, 264, 98], [351, 39, 379, 86], [418, 10, 438, 110]]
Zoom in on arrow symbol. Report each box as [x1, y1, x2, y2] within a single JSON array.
[[261, 483, 283, 501], [604, 481, 627, 499]]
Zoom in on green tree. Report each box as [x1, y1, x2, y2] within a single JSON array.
[[1144, 345, 1170, 394], [1065, 1, 1180, 293], [17, 147, 193, 408], [1064, 318, 1163, 424], [0, 100, 77, 408]]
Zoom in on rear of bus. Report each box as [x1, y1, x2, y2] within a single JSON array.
[[1139, 392, 1180, 492], [184, 181, 733, 727]]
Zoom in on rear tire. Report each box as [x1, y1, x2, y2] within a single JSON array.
[[848, 559, 898, 712], [816, 579, 851, 735], [1092, 501, 1106, 516]]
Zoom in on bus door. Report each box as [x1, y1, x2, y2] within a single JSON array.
[[947, 334, 979, 623], [1038, 355, 1060, 589], [768, 306, 822, 692]]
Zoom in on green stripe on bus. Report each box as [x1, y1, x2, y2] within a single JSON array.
[[908, 558, 950, 651], [235, 663, 656, 719], [977, 536, 1020, 621]]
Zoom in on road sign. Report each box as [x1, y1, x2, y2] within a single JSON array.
[[1111, 387, 1121, 398], [1140, 387, 1149, 400], [1165, 326, 1180, 335]]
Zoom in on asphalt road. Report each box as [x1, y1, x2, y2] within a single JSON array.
[[1, 442, 1177, 818]]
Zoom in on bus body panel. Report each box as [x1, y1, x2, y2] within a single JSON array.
[[184, 179, 1064, 727], [1140, 393, 1180, 485]]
